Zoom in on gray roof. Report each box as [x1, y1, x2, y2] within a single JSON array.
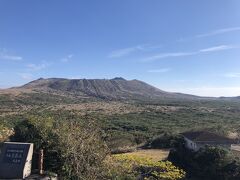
[[181, 131, 236, 144]]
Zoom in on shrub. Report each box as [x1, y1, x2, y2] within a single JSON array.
[[168, 145, 240, 180], [0, 124, 14, 143], [53, 120, 108, 179], [145, 133, 185, 149], [11, 115, 108, 179]]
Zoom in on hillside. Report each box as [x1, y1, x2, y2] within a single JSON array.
[[2, 77, 239, 102], [17, 77, 202, 101]]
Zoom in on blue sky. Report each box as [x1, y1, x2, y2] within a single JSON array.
[[0, 0, 240, 97]]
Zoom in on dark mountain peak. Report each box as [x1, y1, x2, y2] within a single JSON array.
[[111, 77, 126, 81]]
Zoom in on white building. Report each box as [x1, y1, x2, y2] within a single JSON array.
[[181, 131, 236, 151]]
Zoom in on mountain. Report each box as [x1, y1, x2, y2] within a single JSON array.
[[2, 78, 239, 102], [17, 77, 201, 101]]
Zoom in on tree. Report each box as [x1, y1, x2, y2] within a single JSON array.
[[168, 145, 240, 180], [12, 115, 109, 179]]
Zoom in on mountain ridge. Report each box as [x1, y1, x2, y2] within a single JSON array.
[[1, 77, 239, 101], [6, 77, 201, 101]]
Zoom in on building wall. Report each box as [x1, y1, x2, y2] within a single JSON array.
[[184, 137, 232, 151], [231, 144, 240, 151], [231, 144, 240, 157], [184, 137, 198, 151]]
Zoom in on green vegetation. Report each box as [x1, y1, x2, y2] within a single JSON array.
[[5, 113, 187, 179], [168, 143, 240, 179], [1, 96, 240, 151], [100, 102, 240, 150], [11, 115, 108, 179], [144, 133, 185, 149]]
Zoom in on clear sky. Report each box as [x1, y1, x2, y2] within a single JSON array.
[[0, 0, 240, 97]]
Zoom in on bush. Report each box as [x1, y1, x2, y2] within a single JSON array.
[[11, 115, 109, 179], [0, 124, 14, 143], [105, 130, 137, 152], [54, 120, 108, 179], [145, 133, 185, 149], [168, 145, 240, 180]]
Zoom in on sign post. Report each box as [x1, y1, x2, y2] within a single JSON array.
[[0, 142, 34, 179], [39, 149, 44, 175]]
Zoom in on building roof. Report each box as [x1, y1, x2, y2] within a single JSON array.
[[181, 131, 235, 144], [231, 145, 240, 152]]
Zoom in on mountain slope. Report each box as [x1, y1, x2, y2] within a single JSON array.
[[19, 77, 201, 101]]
